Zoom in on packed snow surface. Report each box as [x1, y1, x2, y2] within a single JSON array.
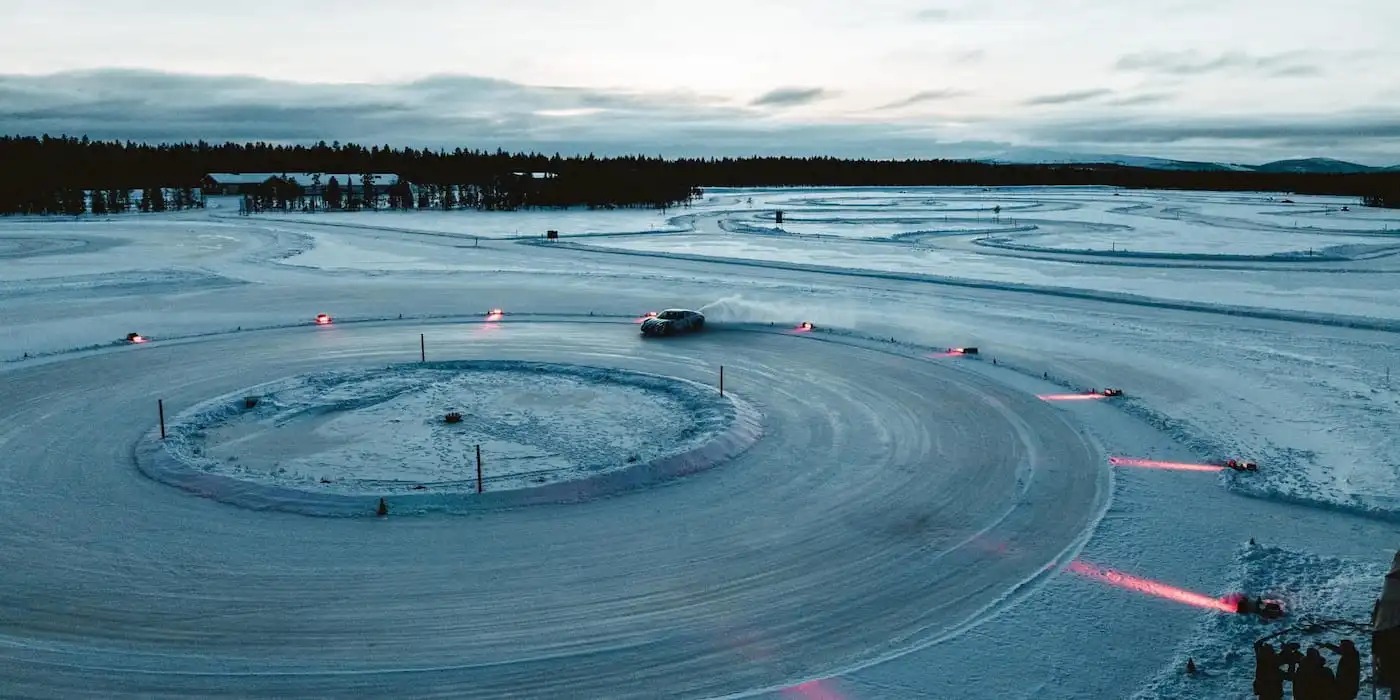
[[0, 185, 1395, 698], [161, 362, 736, 497]]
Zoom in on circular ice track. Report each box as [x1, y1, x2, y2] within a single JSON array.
[[0, 320, 1107, 698]]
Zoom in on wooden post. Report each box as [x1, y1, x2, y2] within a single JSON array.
[[420, 333, 425, 363], [476, 444, 483, 494], [719, 366, 724, 395], [158, 399, 166, 439]]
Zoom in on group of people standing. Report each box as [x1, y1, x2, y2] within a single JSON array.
[[1254, 639, 1362, 700]]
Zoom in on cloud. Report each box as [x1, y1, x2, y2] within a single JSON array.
[[749, 87, 833, 108], [1267, 64, 1323, 78], [1, 69, 1396, 165], [1107, 92, 1176, 107], [912, 7, 951, 21], [877, 89, 971, 110], [949, 49, 986, 65], [1022, 89, 1113, 106], [1115, 51, 1319, 77]]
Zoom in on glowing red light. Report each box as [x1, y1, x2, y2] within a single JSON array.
[[794, 321, 814, 332], [782, 679, 845, 700], [1109, 456, 1224, 472], [315, 314, 332, 325], [1037, 393, 1107, 401], [486, 309, 504, 320], [1068, 559, 1236, 613], [129, 335, 146, 344]]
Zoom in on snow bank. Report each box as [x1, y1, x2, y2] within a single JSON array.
[[136, 360, 762, 516], [1136, 544, 1385, 699], [1103, 397, 1400, 524]]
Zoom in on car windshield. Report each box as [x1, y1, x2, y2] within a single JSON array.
[[657, 310, 687, 320]]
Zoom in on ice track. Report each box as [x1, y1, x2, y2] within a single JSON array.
[[0, 319, 1108, 697]]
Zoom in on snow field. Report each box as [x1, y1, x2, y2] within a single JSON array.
[[146, 360, 747, 512], [0, 184, 1395, 698]]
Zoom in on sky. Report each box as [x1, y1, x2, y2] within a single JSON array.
[[1, 0, 1398, 164]]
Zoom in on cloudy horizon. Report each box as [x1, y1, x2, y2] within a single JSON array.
[[2, 0, 1397, 165]]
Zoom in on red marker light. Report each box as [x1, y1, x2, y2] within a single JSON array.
[[797, 321, 814, 331], [129, 335, 146, 344], [315, 314, 332, 325], [1068, 559, 1236, 613], [1109, 456, 1224, 472], [486, 309, 504, 320]]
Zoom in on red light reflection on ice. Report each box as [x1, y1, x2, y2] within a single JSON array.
[[1109, 456, 1223, 472], [1068, 559, 1236, 613], [1037, 393, 1106, 401], [782, 679, 845, 700]]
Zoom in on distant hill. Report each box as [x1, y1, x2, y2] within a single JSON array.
[[984, 150, 1396, 174], [1251, 158, 1380, 174], [979, 148, 1247, 172]]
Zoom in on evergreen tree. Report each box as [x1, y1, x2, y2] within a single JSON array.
[[63, 187, 86, 215], [1, 134, 1396, 214], [325, 177, 343, 209], [361, 172, 376, 211], [91, 189, 108, 215]]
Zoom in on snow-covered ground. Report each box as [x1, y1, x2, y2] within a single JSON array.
[[0, 186, 1394, 698], [159, 362, 738, 500], [245, 203, 690, 239]]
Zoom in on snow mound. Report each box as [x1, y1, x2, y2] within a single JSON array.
[[1135, 544, 1385, 699], [136, 361, 761, 516]]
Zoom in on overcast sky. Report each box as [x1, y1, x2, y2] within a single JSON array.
[[2, 0, 1398, 164]]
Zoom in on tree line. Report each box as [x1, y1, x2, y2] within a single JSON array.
[[2, 134, 1397, 216]]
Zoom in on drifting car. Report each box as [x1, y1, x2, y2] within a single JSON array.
[[641, 309, 705, 337], [125, 332, 147, 344], [1224, 459, 1259, 472], [1100, 388, 1124, 397], [314, 313, 333, 325], [948, 347, 979, 355]]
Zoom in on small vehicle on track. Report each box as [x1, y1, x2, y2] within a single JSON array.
[[125, 332, 147, 344], [641, 309, 705, 337], [314, 313, 333, 325], [1100, 388, 1124, 397], [1224, 459, 1258, 472]]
